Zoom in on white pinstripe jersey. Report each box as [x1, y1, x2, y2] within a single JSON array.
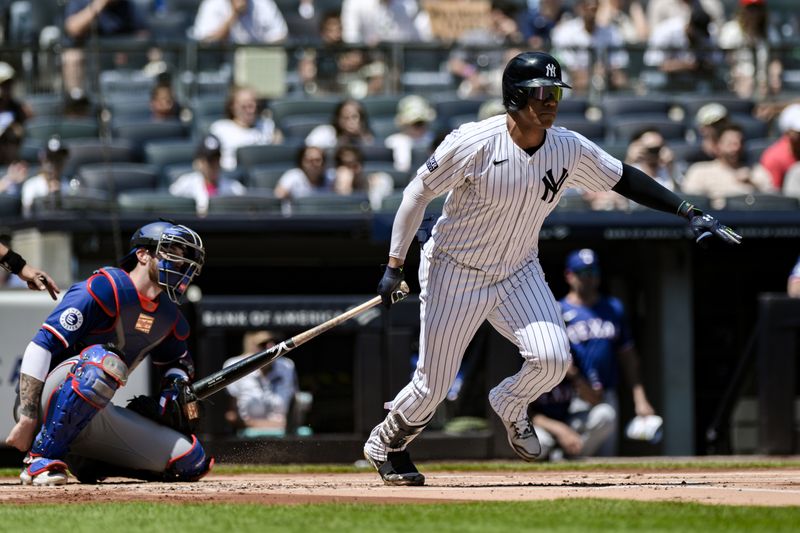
[[415, 114, 622, 277]]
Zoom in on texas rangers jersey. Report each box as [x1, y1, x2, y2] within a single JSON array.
[[413, 114, 622, 276], [559, 296, 634, 390], [32, 267, 193, 375]]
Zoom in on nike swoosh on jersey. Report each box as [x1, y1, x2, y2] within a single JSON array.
[[493, 159, 508, 166]]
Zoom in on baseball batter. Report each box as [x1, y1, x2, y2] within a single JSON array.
[[4, 221, 213, 485], [365, 51, 741, 486]]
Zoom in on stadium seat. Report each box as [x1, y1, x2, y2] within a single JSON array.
[[371, 116, 400, 139], [679, 96, 755, 121], [112, 120, 189, 159], [744, 138, 775, 165], [269, 97, 340, 129], [382, 191, 446, 215], [728, 114, 770, 141], [105, 99, 156, 124], [359, 145, 395, 163], [363, 162, 413, 189], [557, 97, 589, 117], [117, 191, 197, 214], [163, 163, 196, 186], [25, 118, 99, 142], [247, 165, 291, 189], [280, 115, 329, 142], [554, 118, 605, 142], [144, 139, 197, 169], [291, 193, 371, 214], [32, 190, 113, 214], [207, 193, 283, 215], [447, 113, 478, 129], [236, 143, 303, 170], [432, 97, 484, 132], [62, 139, 136, 178], [25, 93, 64, 118], [723, 193, 799, 211], [607, 116, 686, 143], [0, 194, 21, 218], [190, 94, 227, 120], [78, 162, 159, 194], [555, 194, 591, 212], [601, 95, 673, 119], [362, 95, 403, 119]]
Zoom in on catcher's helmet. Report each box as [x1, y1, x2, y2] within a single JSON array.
[[119, 220, 205, 303], [502, 52, 571, 112]]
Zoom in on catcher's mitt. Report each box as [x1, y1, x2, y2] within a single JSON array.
[[126, 390, 198, 437]]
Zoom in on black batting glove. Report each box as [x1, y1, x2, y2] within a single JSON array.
[[377, 264, 404, 308], [678, 201, 742, 246]]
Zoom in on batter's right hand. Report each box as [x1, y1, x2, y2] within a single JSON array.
[[377, 264, 404, 308], [5, 415, 38, 452]]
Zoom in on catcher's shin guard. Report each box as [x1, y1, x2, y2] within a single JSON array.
[[30, 345, 128, 460], [164, 435, 214, 481]]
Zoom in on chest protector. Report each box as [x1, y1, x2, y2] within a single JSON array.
[[84, 267, 178, 371]]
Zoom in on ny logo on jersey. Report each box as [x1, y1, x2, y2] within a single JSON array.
[[546, 63, 556, 77], [541, 168, 569, 203]]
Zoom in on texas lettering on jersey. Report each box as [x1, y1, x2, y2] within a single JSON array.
[[565, 317, 617, 344]]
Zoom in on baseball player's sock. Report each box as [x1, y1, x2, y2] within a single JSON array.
[[20, 456, 68, 486], [501, 418, 542, 462], [363, 449, 425, 486]]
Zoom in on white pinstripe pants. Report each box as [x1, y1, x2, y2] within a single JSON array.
[[365, 252, 571, 460]]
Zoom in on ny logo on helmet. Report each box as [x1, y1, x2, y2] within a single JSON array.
[[546, 63, 556, 77]]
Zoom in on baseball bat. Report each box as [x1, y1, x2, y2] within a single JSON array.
[[188, 281, 411, 402]]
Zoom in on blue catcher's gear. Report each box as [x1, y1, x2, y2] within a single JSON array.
[[502, 51, 571, 112], [30, 345, 128, 461], [118, 221, 205, 304], [164, 435, 214, 481]]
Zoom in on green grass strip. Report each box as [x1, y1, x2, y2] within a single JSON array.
[[1, 457, 799, 478], [0, 500, 797, 533]]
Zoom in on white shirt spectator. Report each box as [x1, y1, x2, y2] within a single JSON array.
[[341, 0, 431, 44], [209, 117, 278, 171], [551, 17, 628, 72], [275, 167, 334, 199], [20, 174, 69, 218], [169, 170, 246, 215], [193, 0, 288, 44], [304, 124, 337, 150], [223, 356, 298, 423]]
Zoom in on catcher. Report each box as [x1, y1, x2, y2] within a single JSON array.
[[4, 220, 213, 485]]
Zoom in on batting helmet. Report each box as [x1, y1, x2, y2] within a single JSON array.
[[502, 52, 571, 112]]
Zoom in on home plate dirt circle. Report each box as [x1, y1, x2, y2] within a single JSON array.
[[1, 469, 799, 506]]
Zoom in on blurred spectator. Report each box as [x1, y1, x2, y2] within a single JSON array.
[[63, 0, 149, 91], [448, 2, 524, 98], [558, 248, 658, 456], [20, 136, 71, 218], [646, 0, 724, 37], [223, 330, 310, 436], [281, 0, 323, 42], [209, 86, 281, 171], [193, 0, 288, 44], [332, 145, 393, 210], [63, 88, 94, 119], [298, 11, 366, 95], [346, 59, 391, 99], [274, 145, 335, 201], [0, 63, 31, 125], [718, 0, 782, 99], [682, 123, 774, 208], [787, 255, 800, 298], [643, 1, 718, 91], [760, 103, 800, 192], [551, 0, 629, 93], [597, 0, 648, 44], [477, 98, 506, 121], [340, 0, 432, 45], [0, 161, 27, 196], [517, 0, 570, 49], [683, 102, 729, 165], [305, 99, 374, 150], [385, 95, 437, 173], [169, 134, 246, 216], [528, 363, 616, 460], [149, 84, 181, 121], [625, 128, 680, 190], [0, 121, 26, 168]]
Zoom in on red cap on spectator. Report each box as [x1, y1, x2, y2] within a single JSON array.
[[740, 0, 765, 6]]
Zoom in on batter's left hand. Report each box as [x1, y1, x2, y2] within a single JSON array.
[[377, 264, 404, 308], [689, 213, 742, 245]]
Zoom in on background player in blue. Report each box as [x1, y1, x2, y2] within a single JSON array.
[[4, 220, 212, 485], [560, 248, 656, 455], [367, 51, 741, 486]]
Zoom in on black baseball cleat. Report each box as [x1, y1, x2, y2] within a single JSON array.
[[363, 449, 425, 486]]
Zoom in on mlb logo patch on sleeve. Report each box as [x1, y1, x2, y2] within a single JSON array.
[[426, 155, 439, 172]]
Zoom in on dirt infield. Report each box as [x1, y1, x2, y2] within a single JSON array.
[[1, 468, 799, 507]]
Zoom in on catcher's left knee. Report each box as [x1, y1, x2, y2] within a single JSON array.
[[165, 435, 213, 481]]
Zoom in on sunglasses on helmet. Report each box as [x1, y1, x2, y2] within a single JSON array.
[[522, 86, 564, 102]]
